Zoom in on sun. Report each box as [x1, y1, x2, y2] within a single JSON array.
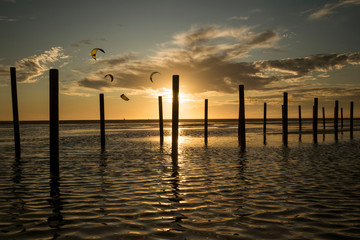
[[155, 88, 194, 104]]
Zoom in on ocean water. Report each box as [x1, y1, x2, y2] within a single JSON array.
[[0, 120, 360, 240]]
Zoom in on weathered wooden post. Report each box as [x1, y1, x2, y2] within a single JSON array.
[[238, 85, 246, 150], [313, 98, 318, 143], [334, 100, 339, 141], [50, 69, 59, 176], [263, 102, 267, 135], [204, 99, 208, 145], [99, 93, 105, 151], [172, 75, 179, 155], [322, 107, 325, 130], [158, 96, 164, 145], [350, 101, 354, 139], [282, 92, 288, 146], [10, 67, 21, 159], [298, 105, 302, 139]]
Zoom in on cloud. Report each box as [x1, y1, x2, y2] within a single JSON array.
[[76, 25, 360, 97], [77, 25, 280, 92], [255, 53, 360, 81], [308, 0, 360, 20], [228, 16, 249, 21], [0, 16, 17, 22], [71, 39, 93, 47], [60, 84, 92, 97], [14, 47, 69, 83]]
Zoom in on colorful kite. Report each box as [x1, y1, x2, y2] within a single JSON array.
[[150, 71, 160, 83], [120, 94, 129, 101], [104, 74, 114, 82], [91, 48, 105, 60]]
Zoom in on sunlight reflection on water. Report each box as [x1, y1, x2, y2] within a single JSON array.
[[0, 121, 360, 239]]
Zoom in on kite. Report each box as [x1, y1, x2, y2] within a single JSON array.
[[120, 94, 129, 101], [150, 71, 160, 83], [91, 48, 105, 60], [104, 74, 114, 82]]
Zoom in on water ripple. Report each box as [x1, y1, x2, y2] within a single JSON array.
[[1, 124, 360, 239]]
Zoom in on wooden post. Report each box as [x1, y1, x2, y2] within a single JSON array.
[[322, 107, 325, 130], [263, 102, 267, 135], [282, 92, 288, 146], [334, 100, 339, 141], [298, 105, 302, 139], [350, 101, 354, 139], [313, 98, 318, 143], [238, 85, 246, 150], [204, 99, 208, 145], [10, 67, 21, 159], [50, 69, 59, 176], [172, 75, 179, 155], [158, 96, 164, 145], [100, 93, 105, 151]]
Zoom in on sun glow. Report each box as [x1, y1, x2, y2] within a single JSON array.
[[152, 88, 195, 104]]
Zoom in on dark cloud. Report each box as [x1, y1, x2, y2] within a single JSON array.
[[78, 77, 110, 90], [97, 54, 136, 67], [79, 40, 92, 45], [71, 39, 93, 47], [76, 25, 360, 97], [256, 53, 360, 80], [247, 29, 276, 45]]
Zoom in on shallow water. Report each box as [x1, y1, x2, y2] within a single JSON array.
[[1, 121, 360, 239]]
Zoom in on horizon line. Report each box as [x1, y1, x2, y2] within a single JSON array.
[[1, 117, 359, 125]]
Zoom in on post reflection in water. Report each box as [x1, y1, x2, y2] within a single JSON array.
[[170, 151, 181, 203], [12, 158, 22, 184], [47, 176, 63, 231], [234, 150, 248, 218], [99, 151, 108, 217], [11, 158, 25, 232], [169, 151, 187, 229]]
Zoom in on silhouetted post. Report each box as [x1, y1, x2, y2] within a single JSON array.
[[282, 92, 288, 146], [334, 100, 339, 141], [238, 85, 246, 150], [350, 101, 354, 139], [263, 102, 267, 135], [50, 69, 59, 176], [172, 75, 179, 155], [100, 93, 105, 151], [158, 96, 164, 145], [10, 67, 21, 159], [322, 107, 325, 130], [204, 99, 208, 144], [341, 107, 344, 133], [313, 98, 318, 143], [298, 105, 302, 139]]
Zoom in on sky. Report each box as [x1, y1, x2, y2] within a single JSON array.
[[1, 0, 360, 120]]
